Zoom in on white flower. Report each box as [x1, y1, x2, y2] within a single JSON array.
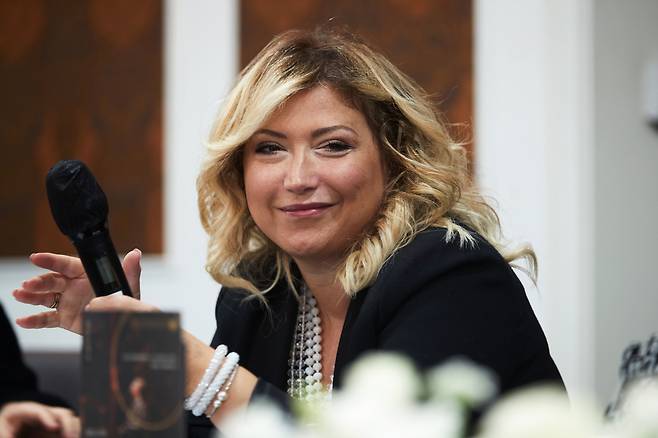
[[218, 354, 656, 438], [477, 386, 601, 438], [310, 393, 462, 438], [221, 399, 297, 438], [342, 352, 422, 407], [427, 357, 497, 407], [614, 378, 658, 438], [301, 353, 463, 438], [410, 400, 464, 438], [312, 390, 397, 438]]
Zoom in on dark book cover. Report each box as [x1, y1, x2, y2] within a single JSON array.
[[81, 312, 185, 437]]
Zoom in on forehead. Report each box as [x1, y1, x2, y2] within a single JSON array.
[[259, 86, 368, 133]]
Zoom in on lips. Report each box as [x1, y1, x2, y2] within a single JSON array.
[[280, 202, 334, 217]]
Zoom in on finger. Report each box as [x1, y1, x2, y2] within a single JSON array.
[[86, 294, 123, 311], [0, 405, 13, 436], [31, 406, 60, 431], [50, 408, 78, 438], [15, 311, 60, 329], [122, 248, 142, 299], [30, 253, 84, 278], [0, 423, 10, 437], [61, 415, 81, 438], [20, 272, 67, 292], [5, 402, 60, 430], [87, 294, 157, 312], [12, 289, 59, 308]]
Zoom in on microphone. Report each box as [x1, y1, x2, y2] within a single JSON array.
[[45, 160, 133, 297]]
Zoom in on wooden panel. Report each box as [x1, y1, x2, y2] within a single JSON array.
[[0, 0, 162, 256], [241, 0, 472, 156]]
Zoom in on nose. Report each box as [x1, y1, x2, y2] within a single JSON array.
[[283, 150, 318, 194]]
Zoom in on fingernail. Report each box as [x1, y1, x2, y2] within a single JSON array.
[[134, 248, 142, 256]]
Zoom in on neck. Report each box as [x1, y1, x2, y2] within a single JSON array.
[[295, 258, 349, 323]]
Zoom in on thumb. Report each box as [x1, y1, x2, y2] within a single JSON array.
[[122, 248, 142, 300]]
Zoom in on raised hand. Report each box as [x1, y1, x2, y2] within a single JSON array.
[[0, 401, 79, 438], [12, 249, 142, 334]]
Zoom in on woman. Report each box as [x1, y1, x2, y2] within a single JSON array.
[[13, 28, 562, 435]]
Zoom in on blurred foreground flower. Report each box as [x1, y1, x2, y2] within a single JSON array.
[[221, 400, 296, 438], [220, 353, 658, 438], [612, 379, 658, 438], [298, 353, 463, 438], [477, 386, 601, 438], [342, 353, 422, 406], [428, 357, 497, 407]]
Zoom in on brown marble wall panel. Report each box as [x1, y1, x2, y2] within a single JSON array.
[[241, 0, 473, 157], [0, 0, 162, 257]]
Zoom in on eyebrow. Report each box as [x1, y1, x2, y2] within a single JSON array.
[[253, 125, 358, 139]]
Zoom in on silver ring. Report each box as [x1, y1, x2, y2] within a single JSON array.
[[50, 293, 61, 309]]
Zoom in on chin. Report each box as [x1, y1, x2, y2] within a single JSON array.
[[282, 242, 334, 263], [284, 244, 323, 259], [273, 230, 348, 263]]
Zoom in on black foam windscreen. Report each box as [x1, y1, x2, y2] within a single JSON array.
[[46, 160, 109, 239]]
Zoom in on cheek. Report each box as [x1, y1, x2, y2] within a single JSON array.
[[331, 171, 385, 237], [335, 165, 385, 204], [243, 167, 271, 216]]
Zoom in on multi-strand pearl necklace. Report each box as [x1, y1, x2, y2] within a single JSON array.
[[287, 287, 328, 401]]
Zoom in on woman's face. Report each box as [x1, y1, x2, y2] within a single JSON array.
[[243, 86, 387, 267]]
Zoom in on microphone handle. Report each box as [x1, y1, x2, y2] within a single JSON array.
[[72, 228, 133, 297]]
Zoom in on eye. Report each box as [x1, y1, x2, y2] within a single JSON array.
[[254, 142, 284, 155], [319, 141, 353, 154]]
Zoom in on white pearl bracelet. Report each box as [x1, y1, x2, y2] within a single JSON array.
[[193, 351, 240, 416], [185, 344, 227, 411], [206, 365, 239, 418]]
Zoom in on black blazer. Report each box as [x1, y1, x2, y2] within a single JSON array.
[[188, 228, 563, 435]]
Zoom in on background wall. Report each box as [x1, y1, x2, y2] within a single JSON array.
[[1, 0, 656, 407], [477, 0, 658, 404], [475, 0, 595, 399], [0, 0, 238, 350], [0, 0, 164, 258], [593, 0, 658, 402]]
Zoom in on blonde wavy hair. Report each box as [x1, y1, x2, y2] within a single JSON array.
[[197, 28, 536, 298]]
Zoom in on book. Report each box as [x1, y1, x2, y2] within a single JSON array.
[[81, 312, 185, 437]]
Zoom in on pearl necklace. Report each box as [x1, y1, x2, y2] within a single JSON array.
[[287, 287, 328, 401]]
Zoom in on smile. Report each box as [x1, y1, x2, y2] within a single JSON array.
[[279, 203, 334, 217]]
